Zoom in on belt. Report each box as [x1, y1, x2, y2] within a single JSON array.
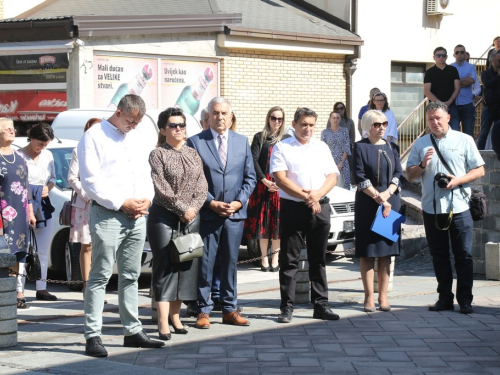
[[282, 197, 330, 205], [92, 201, 124, 212]]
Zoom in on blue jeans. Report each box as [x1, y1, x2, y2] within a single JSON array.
[[449, 103, 475, 137], [84, 205, 146, 339], [422, 210, 473, 306], [477, 106, 495, 150]]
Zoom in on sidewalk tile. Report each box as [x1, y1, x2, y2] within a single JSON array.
[[289, 357, 320, 366]]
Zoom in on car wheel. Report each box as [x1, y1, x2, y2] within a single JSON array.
[[65, 242, 83, 291], [247, 239, 272, 266]]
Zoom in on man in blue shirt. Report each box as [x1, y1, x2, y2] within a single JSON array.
[[450, 45, 477, 137], [406, 101, 484, 315]]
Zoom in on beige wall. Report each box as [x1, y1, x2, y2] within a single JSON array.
[[221, 49, 346, 141]]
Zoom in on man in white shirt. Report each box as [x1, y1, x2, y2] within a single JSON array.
[[270, 107, 340, 323], [78, 94, 164, 357]]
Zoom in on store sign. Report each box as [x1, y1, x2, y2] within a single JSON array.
[[0, 91, 67, 122], [0, 53, 69, 71], [93, 55, 219, 118]]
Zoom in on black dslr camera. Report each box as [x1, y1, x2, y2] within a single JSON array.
[[434, 172, 451, 188]]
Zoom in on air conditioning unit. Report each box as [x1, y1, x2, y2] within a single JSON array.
[[427, 0, 453, 16]]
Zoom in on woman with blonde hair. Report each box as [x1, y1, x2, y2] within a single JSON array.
[[353, 110, 403, 312], [244, 106, 290, 271]]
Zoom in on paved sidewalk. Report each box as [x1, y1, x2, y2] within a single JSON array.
[[2, 252, 500, 374]]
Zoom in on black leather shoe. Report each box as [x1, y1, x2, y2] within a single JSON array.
[[261, 265, 271, 272], [459, 304, 473, 314], [36, 291, 57, 301], [278, 306, 293, 323], [313, 303, 340, 320], [158, 332, 171, 340], [85, 336, 108, 357], [123, 330, 165, 348], [428, 300, 454, 311]]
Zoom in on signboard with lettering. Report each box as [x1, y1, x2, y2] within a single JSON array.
[[0, 91, 67, 122], [0, 53, 68, 84]]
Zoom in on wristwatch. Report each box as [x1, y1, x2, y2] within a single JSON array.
[[418, 161, 426, 169]]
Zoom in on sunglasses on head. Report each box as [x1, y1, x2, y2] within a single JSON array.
[[270, 116, 283, 122], [455, 50, 465, 55], [373, 121, 388, 129], [435, 53, 447, 58], [167, 123, 186, 129]]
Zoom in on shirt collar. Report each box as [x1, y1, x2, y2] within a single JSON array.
[[210, 127, 228, 140], [291, 133, 315, 146]]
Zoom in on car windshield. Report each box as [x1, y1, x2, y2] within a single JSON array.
[[49, 147, 74, 191]]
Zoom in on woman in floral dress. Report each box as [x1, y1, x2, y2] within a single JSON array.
[[321, 111, 351, 189], [0, 118, 35, 308]]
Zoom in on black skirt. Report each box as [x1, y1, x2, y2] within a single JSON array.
[[146, 204, 199, 302]]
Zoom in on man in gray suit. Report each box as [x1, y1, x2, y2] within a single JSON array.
[[186, 97, 256, 329]]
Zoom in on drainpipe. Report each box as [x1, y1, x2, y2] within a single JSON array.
[[345, 0, 360, 120]]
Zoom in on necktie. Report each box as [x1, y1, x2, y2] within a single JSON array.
[[218, 134, 227, 169]]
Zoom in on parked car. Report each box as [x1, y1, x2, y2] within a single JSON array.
[[246, 186, 356, 264], [12, 137, 154, 290]]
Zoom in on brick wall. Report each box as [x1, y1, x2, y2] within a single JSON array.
[[471, 151, 500, 274], [220, 49, 346, 141]]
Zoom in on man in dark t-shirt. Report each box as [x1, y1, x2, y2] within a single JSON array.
[[424, 47, 460, 130]]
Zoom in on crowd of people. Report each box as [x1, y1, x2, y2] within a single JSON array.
[[1, 39, 497, 357]]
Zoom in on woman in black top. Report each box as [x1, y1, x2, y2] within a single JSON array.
[[353, 110, 403, 313], [243, 106, 289, 271]]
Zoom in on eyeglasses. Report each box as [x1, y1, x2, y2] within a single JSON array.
[[167, 123, 186, 129], [335, 106, 345, 110], [270, 116, 283, 122], [372, 121, 388, 129], [455, 50, 465, 55], [435, 54, 447, 58], [374, 99, 385, 103]]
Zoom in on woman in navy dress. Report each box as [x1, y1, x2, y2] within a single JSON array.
[[353, 110, 403, 313]]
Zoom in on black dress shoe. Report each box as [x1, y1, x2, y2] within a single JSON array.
[[313, 303, 340, 320], [172, 325, 188, 334], [123, 330, 165, 348], [36, 291, 57, 301], [270, 265, 280, 272], [428, 300, 454, 311], [261, 265, 271, 272], [278, 306, 293, 323], [85, 336, 108, 357], [459, 304, 473, 314]]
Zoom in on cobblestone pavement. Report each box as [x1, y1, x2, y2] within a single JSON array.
[[2, 252, 500, 374]]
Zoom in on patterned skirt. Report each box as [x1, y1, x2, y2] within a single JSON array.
[[69, 202, 91, 244]]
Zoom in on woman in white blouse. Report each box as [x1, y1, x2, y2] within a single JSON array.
[[19, 123, 57, 301], [369, 92, 399, 144]]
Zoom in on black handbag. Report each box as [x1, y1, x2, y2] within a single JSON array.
[[168, 221, 204, 263], [25, 225, 41, 281], [430, 136, 486, 222]]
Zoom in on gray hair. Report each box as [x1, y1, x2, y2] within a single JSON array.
[[293, 107, 318, 123], [207, 96, 233, 113], [0, 117, 13, 129], [425, 101, 448, 113], [117, 94, 146, 117], [200, 108, 209, 121], [361, 110, 387, 134]]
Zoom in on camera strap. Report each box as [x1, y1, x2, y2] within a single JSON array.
[[429, 135, 455, 230], [430, 135, 469, 199]]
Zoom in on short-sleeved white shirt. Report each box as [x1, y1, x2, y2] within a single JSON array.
[[270, 134, 339, 202]]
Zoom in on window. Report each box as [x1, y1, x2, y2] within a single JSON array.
[[390, 63, 426, 125]]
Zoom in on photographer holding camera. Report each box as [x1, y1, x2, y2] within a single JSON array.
[[406, 101, 484, 315]]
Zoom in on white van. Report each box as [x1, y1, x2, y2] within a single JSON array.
[[51, 108, 202, 142]]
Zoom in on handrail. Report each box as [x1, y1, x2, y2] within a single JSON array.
[[397, 97, 429, 159], [397, 97, 429, 132]]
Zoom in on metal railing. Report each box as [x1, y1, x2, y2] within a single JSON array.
[[397, 97, 429, 159]]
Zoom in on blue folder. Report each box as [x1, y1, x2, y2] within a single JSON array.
[[370, 204, 406, 242]]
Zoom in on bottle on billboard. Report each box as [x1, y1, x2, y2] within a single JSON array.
[[108, 64, 153, 108], [175, 67, 214, 115]]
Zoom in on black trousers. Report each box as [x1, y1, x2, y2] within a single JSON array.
[[279, 198, 331, 309]]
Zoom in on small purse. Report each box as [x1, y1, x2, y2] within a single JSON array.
[[59, 190, 75, 227], [25, 225, 41, 282], [168, 221, 204, 263]]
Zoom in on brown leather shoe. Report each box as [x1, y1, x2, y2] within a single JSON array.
[[222, 311, 250, 326], [195, 313, 210, 329]]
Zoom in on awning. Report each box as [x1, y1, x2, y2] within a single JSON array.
[[0, 39, 82, 56], [0, 91, 66, 122]]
